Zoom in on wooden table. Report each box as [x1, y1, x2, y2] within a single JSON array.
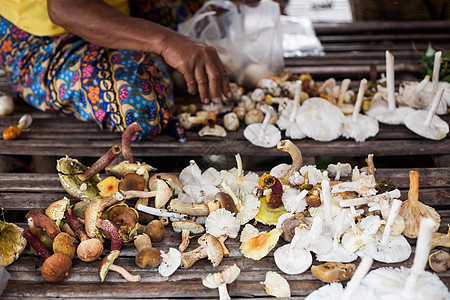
[[1, 167, 449, 299]]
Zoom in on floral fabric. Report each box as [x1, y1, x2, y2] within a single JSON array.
[[0, 0, 205, 140]]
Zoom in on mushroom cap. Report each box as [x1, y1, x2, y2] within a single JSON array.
[[316, 243, 358, 263], [282, 188, 308, 214], [428, 250, 449, 273], [56, 156, 101, 200], [279, 214, 304, 242], [158, 248, 181, 277], [172, 220, 205, 235], [98, 250, 120, 282], [106, 161, 156, 178], [305, 282, 344, 300], [203, 263, 241, 288], [152, 179, 173, 209], [45, 197, 70, 227], [243, 123, 281, 148], [41, 253, 72, 283], [404, 110, 449, 140], [205, 208, 240, 239], [239, 223, 260, 242], [255, 196, 288, 226], [77, 238, 104, 262], [198, 233, 224, 267], [341, 226, 375, 253], [262, 271, 291, 298], [215, 192, 237, 213], [53, 232, 79, 260], [220, 168, 259, 200], [198, 124, 227, 137], [365, 95, 416, 125], [135, 247, 161, 268], [297, 97, 345, 141], [107, 204, 139, 243], [118, 173, 145, 192], [237, 194, 261, 225], [273, 242, 312, 275], [342, 114, 379, 142], [0, 221, 27, 266], [357, 232, 411, 264], [223, 112, 240, 131], [311, 262, 357, 283], [149, 173, 184, 196], [240, 228, 282, 261], [145, 219, 165, 242]]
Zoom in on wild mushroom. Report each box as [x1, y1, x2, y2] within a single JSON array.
[[404, 88, 449, 140], [178, 110, 216, 130], [398, 170, 441, 238], [198, 119, 227, 137], [293, 217, 333, 255], [261, 271, 291, 298], [282, 187, 308, 214], [311, 262, 356, 283], [167, 198, 217, 217], [240, 228, 282, 261], [180, 233, 224, 268], [172, 220, 204, 252], [136, 204, 188, 221], [149, 172, 183, 196], [52, 232, 78, 260], [26, 208, 62, 241], [105, 160, 156, 178], [296, 97, 345, 141], [341, 214, 375, 253], [243, 106, 281, 148], [430, 226, 450, 249], [366, 51, 415, 125], [145, 219, 165, 242], [337, 78, 351, 108], [134, 233, 161, 268], [0, 220, 27, 266], [121, 122, 141, 163], [429, 250, 449, 273], [327, 162, 352, 181], [205, 209, 240, 239], [276, 80, 306, 139], [223, 112, 240, 131], [106, 203, 139, 242], [2, 114, 32, 140], [254, 195, 288, 226], [270, 140, 304, 184], [45, 197, 70, 227], [202, 264, 241, 300], [342, 79, 379, 142], [397, 75, 431, 109], [99, 250, 141, 282], [220, 181, 260, 225], [331, 167, 377, 197], [278, 213, 311, 243], [0, 92, 14, 116], [215, 192, 237, 213], [239, 223, 260, 242], [79, 144, 122, 182], [118, 172, 145, 194], [158, 247, 181, 277], [220, 153, 259, 200]]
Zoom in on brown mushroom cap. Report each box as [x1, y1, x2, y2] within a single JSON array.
[[53, 232, 79, 260], [281, 215, 303, 242], [215, 192, 237, 213], [148, 173, 184, 195], [41, 253, 72, 283], [118, 173, 145, 192], [311, 262, 356, 283], [77, 238, 104, 262], [145, 219, 165, 242], [135, 247, 161, 268], [198, 233, 224, 267], [429, 250, 450, 273], [107, 204, 139, 242]]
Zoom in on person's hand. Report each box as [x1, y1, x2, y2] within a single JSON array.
[[160, 33, 231, 104]]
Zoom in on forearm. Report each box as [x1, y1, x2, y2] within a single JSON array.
[[47, 0, 171, 55]]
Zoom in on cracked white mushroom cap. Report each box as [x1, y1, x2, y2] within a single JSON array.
[[236, 194, 260, 225], [274, 227, 312, 275], [297, 97, 345, 141], [203, 263, 241, 300], [261, 271, 291, 298], [205, 208, 240, 239], [239, 223, 260, 242], [158, 248, 181, 277], [404, 88, 449, 140], [243, 106, 281, 148]]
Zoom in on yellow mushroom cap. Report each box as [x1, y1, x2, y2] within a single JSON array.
[[255, 196, 288, 226], [240, 228, 281, 260], [0, 221, 27, 266]]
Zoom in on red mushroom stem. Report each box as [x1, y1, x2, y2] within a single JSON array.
[[26, 209, 61, 240], [264, 176, 283, 209], [64, 208, 88, 242], [79, 144, 122, 181], [98, 218, 122, 252], [122, 122, 142, 163], [22, 228, 52, 260]]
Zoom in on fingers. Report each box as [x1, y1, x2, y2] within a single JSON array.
[[194, 63, 210, 103]]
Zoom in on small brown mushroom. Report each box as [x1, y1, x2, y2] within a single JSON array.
[[180, 233, 224, 268], [307, 194, 321, 207], [281, 214, 311, 243], [99, 250, 141, 282], [172, 220, 205, 252], [311, 262, 357, 283], [107, 203, 139, 243], [134, 233, 161, 268], [41, 253, 73, 283], [118, 173, 145, 193], [429, 250, 450, 273], [215, 192, 237, 213], [53, 232, 79, 260], [145, 219, 165, 242]]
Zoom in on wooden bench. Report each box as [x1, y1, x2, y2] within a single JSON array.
[[1, 167, 449, 299]]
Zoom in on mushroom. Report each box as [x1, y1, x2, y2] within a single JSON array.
[[79, 144, 122, 182], [397, 75, 431, 109], [327, 162, 352, 181], [273, 227, 312, 274], [337, 78, 351, 108], [430, 226, 450, 249], [220, 153, 259, 200], [254, 195, 288, 226], [99, 250, 141, 282], [293, 217, 333, 255], [202, 264, 240, 300], [341, 214, 375, 253], [52, 232, 78, 260], [342, 79, 379, 142], [178, 110, 216, 130], [261, 271, 291, 298], [243, 106, 281, 148], [220, 181, 260, 225], [223, 112, 240, 131], [240, 228, 282, 261], [215, 192, 237, 213], [44, 197, 70, 227], [244, 108, 264, 125], [134, 233, 161, 268], [311, 262, 356, 283], [270, 140, 303, 184], [172, 220, 205, 252], [106, 161, 156, 178], [136, 204, 187, 221], [398, 170, 441, 238], [296, 97, 345, 141], [276, 80, 306, 139], [148, 173, 183, 196], [331, 167, 377, 197], [279, 213, 311, 243], [198, 119, 227, 137], [366, 51, 416, 125], [107, 203, 139, 242], [145, 219, 165, 242], [0, 220, 27, 266], [167, 198, 217, 217], [239, 223, 260, 242], [158, 247, 181, 277], [180, 233, 224, 268], [121, 122, 141, 163], [0, 92, 14, 115], [118, 173, 145, 194], [282, 187, 308, 214], [429, 250, 449, 273], [2, 114, 32, 140], [404, 87, 449, 140], [205, 208, 240, 239]]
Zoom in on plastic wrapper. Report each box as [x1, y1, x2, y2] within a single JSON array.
[[281, 16, 324, 57]]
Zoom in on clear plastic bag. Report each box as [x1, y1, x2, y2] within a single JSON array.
[[281, 16, 324, 57], [0, 266, 10, 296], [178, 0, 284, 88]]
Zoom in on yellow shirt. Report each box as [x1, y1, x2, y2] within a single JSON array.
[[0, 0, 130, 36]]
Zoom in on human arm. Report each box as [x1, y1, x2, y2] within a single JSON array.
[[47, 0, 231, 103]]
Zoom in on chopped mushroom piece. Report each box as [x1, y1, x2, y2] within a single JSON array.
[[202, 264, 241, 300], [261, 271, 291, 298]]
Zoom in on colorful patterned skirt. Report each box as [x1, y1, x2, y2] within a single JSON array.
[[0, 0, 205, 141]]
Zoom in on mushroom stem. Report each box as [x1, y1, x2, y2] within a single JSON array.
[[337, 79, 351, 107], [333, 210, 347, 247], [108, 264, 141, 282], [340, 189, 401, 208], [321, 172, 332, 223], [64, 208, 89, 242], [85, 192, 124, 239], [432, 51, 442, 93], [235, 154, 243, 184], [380, 199, 402, 245], [137, 204, 187, 220], [97, 218, 122, 252], [180, 245, 208, 268], [385, 50, 396, 112], [402, 218, 435, 298], [123, 190, 157, 199], [424, 88, 444, 127], [276, 140, 303, 180], [407, 170, 419, 206], [26, 209, 62, 240], [342, 255, 373, 300], [179, 230, 190, 252], [288, 80, 302, 122], [217, 283, 231, 300], [365, 154, 376, 177], [122, 122, 142, 163], [414, 75, 430, 94], [79, 144, 122, 181], [309, 217, 323, 240], [167, 199, 209, 216], [22, 228, 52, 261], [352, 79, 367, 122]]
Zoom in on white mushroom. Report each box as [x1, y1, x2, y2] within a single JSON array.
[[276, 80, 306, 139], [342, 79, 379, 142], [205, 208, 240, 239], [158, 248, 181, 277], [341, 214, 375, 253], [220, 154, 259, 200], [404, 88, 449, 140], [198, 122, 227, 137], [327, 162, 352, 181], [223, 112, 240, 131], [261, 271, 291, 298], [296, 97, 345, 141], [300, 165, 323, 186], [0, 92, 14, 116], [340, 189, 401, 209], [294, 217, 333, 255], [220, 181, 260, 225], [243, 106, 281, 148], [282, 187, 308, 213], [202, 264, 241, 300], [331, 167, 377, 197], [397, 75, 431, 109], [239, 223, 260, 242]]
